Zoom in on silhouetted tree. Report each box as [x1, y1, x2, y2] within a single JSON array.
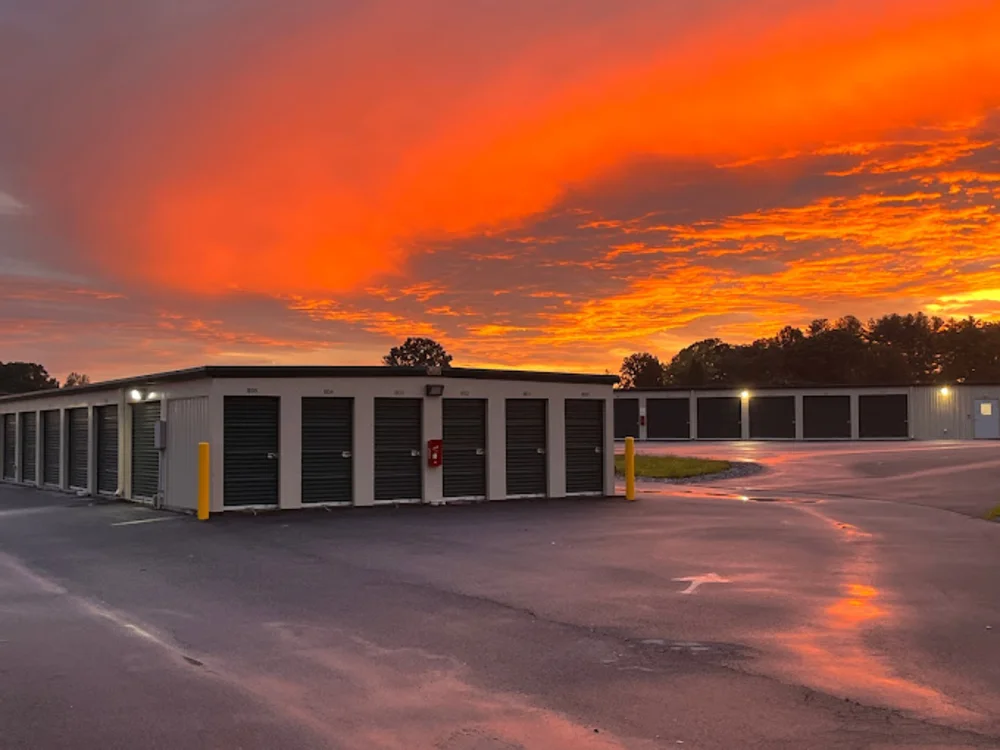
[[64, 372, 91, 387], [618, 353, 663, 389], [383, 337, 453, 368], [0, 362, 59, 395]]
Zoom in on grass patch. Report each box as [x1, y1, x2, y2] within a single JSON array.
[[614, 454, 731, 479], [986, 505, 1000, 522]]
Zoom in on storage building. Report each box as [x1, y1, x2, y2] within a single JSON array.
[[0, 366, 618, 511], [614, 384, 1000, 441]]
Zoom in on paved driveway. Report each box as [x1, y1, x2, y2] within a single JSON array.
[[0, 441, 998, 749]]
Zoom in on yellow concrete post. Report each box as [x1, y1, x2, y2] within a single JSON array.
[[197, 442, 210, 521], [624, 437, 636, 501]]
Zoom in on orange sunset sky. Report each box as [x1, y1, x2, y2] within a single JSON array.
[[1, 0, 999, 380]]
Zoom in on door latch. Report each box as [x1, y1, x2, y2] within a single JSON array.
[[341, 451, 352, 459], [266, 452, 278, 460]]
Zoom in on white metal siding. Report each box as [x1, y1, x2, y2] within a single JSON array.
[[164, 397, 210, 511]]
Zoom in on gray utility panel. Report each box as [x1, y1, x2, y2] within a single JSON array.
[[223, 396, 280, 507], [67, 408, 89, 490], [131, 402, 161, 499], [749, 396, 795, 439], [442, 399, 487, 499], [20, 412, 37, 483], [974, 399, 1000, 439], [803, 395, 851, 439], [565, 399, 604, 494], [859, 394, 908, 439], [95, 405, 118, 494], [42, 409, 61, 485], [506, 399, 547, 497], [647, 398, 690, 439], [614, 398, 640, 440], [697, 397, 741, 439], [301, 397, 353, 504], [374, 398, 423, 503], [2, 413, 15, 479]]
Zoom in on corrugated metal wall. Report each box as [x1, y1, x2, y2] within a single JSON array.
[[165, 397, 210, 511], [909, 385, 1000, 439]]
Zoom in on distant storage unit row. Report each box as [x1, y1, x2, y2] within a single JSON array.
[[614, 385, 1000, 441], [0, 366, 617, 512]]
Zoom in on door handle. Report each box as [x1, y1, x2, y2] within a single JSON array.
[[594, 446, 602, 454], [475, 448, 485, 456], [266, 452, 278, 460], [410, 449, 421, 457], [536, 447, 546, 454], [341, 451, 352, 459]]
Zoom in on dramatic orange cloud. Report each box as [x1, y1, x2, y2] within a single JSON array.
[[1, 1, 999, 378]]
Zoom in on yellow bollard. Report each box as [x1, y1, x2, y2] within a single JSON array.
[[625, 436, 636, 501], [197, 442, 210, 521]]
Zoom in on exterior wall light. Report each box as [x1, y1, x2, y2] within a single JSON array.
[[425, 384, 445, 397], [740, 390, 751, 400], [939, 386, 951, 396], [129, 389, 144, 402]]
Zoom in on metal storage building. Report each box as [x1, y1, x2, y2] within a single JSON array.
[[0, 366, 617, 512], [614, 384, 1000, 441]]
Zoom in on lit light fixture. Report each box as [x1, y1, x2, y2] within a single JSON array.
[[129, 389, 143, 402], [740, 390, 751, 400], [939, 386, 951, 396], [146, 392, 159, 401]]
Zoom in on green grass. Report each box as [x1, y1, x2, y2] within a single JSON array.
[[986, 505, 1000, 522], [614, 453, 731, 479]]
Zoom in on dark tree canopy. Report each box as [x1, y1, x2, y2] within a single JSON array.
[[383, 337, 453, 368], [622, 313, 1000, 388], [0, 361, 59, 395], [64, 372, 91, 387], [618, 352, 664, 389]]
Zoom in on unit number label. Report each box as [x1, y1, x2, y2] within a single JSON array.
[[246, 387, 259, 394]]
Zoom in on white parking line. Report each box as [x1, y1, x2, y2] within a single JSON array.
[[111, 516, 178, 527]]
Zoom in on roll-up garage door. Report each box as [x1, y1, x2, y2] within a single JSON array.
[[443, 399, 487, 499], [566, 400, 604, 494], [301, 397, 353, 504], [614, 398, 640, 440], [95, 405, 117, 494], [647, 398, 690, 439], [2, 414, 15, 479], [42, 410, 61, 485], [374, 398, 423, 503], [67, 408, 89, 490], [20, 412, 37, 483], [749, 396, 795, 439], [130, 401, 160, 500], [697, 397, 741, 439], [803, 395, 851, 439], [224, 396, 280, 507], [859, 394, 908, 439], [506, 399, 547, 497]]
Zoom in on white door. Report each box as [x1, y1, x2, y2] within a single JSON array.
[[973, 400, 1000, 439]]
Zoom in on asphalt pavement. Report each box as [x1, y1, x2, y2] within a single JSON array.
[[0, 441, 999, 749]]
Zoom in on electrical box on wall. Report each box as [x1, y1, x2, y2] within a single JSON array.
[[154, 421, 167, 450], [427, 439, 442, 467]]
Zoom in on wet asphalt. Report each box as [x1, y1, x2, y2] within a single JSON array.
[[0, 441, 998, 749]]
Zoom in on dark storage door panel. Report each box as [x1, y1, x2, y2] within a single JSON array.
[[131, 401, 160, 499], [647, 398, 690, 439], [697, 397, 741, 439], [859, 394, 908, 439], [614, 399, 640, 440], [68, 408, 89, 490], [224, 396, 280, 506], [749, 396, 796, 439], [566, 399, 604, 494], [506, 399, 547, 496], [302, 397, 353, 504], [20, 412, 37, 483], [3, 414, 16, 479], [42, 410, 61, 485], [803, 396, 851, 439], [95, 405, 117, 494], [374, 398, 423, 502], [443, 399, 487, 499]]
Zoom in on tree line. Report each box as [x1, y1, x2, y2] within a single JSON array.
[[0, 362, 89, 396], [619, 314, 1000, 389]]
